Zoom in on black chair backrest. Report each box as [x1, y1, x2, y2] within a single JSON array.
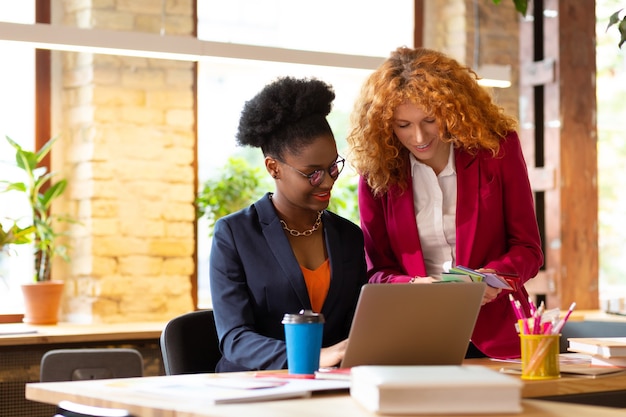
[[559, 320, 626, 353], [160, 309, 221, 375], [41, 348, 143, 382]]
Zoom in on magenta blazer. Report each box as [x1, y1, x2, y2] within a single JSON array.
[[358, 132, 543, 359]]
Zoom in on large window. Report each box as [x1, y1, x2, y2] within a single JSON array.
[[597, 0, 626, 305], [0, 0, 35, 315], [7, 2, 620, 315], [195, 0, 414, 307]]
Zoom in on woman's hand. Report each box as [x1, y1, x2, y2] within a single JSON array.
[[477, 268, 502, 305], [408, 276, 439, 284], [319, 339, 348, 368], [481, 285, 502, 305]]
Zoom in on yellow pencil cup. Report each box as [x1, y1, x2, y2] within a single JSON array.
[[520, 333, 561, 380]]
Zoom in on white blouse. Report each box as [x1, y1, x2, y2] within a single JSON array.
[[409, 145, 457, 278]]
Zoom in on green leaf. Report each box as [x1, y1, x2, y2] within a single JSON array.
[[619, 16, 626, 48], [606, 9, 623, 32], [512, 0, 528, 16], [40, 179, 67, 210], [491, 0, 527, 16]]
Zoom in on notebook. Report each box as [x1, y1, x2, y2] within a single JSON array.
[[340, 282, 486, 368]]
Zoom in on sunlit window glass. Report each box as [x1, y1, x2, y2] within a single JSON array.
[[0, 0, 35, 314]]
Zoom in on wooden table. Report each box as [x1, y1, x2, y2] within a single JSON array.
[[1, 321, 167, 417], [466, 357, 626, 398], [25, 362, 626, 417], [0, 321, 165, 346]]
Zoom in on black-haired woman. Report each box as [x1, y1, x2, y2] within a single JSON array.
[[210, 77, 367, 372]]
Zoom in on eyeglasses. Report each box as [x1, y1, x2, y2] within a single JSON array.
[[278, 156, 345, 187]]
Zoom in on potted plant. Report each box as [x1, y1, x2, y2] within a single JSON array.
[[2, 135, 72, 324]]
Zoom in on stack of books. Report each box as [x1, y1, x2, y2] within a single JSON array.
[[568, 337, 626, 367]]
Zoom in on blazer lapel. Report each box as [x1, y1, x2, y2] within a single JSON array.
[[390, 182, 428, 276], [455, 149, 479, 266], [320, 215, 343, 315], [257, 195, 311, 309]]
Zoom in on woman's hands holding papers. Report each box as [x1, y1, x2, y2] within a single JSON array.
[[320, 339, 348, 368], [408, 276, 439, 284], [477, 268, 503, 306]]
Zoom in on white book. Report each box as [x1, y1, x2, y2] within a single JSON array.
[[567, 337, 626, 358], [350, 365, 522, 415], [590, 355, 626, 367]]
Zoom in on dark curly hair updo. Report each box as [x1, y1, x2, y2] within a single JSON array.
[[236, 77, 336, 160]]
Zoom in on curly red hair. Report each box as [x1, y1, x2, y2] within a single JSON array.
[[347, 46, 517, 196]]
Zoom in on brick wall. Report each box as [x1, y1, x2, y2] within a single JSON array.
[[423, 0, 519, 118], [55, 0, 196, 322]]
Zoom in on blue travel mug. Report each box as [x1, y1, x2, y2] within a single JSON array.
[[282, 309, 325, 375]]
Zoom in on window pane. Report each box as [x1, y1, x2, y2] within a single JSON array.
[[196, 60, 371, 308], [197, 0, 414, 56], [195, 1, 413, 309], [0, 0, 35, 314], [597, 1, 626, 306]]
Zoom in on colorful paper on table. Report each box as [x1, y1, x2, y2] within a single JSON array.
[[124, 373, 350, 404]]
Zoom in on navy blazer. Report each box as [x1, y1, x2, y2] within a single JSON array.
[[209, 193, 368, 372]]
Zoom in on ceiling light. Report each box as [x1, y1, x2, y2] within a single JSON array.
[[476, 64, 512, 88]]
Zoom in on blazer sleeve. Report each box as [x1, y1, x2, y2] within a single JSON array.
[[358, 176, 420, 283], [209, 215, 288, 371], [474, 132, 544, 283]]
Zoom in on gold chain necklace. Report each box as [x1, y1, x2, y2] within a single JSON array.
[[279, 210, 323, 237], [269, 193, 323, 237]]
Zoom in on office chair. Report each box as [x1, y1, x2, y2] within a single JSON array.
[[559, 320, 626, 353], [40, 348, 144, 382], [160, 309, 221, 375]]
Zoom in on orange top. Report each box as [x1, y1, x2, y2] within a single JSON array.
[[301, 259, 330, 313]]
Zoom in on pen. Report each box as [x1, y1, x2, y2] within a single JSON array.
[[532, 302, 545, 334], [528, 296, 537, 316], [508, 294, 524, 321], [552, 302, 577, 335]]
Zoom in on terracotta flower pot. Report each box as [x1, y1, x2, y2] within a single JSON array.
[[20, 280, 65, 324]]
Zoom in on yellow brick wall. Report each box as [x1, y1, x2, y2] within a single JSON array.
[[423, 0, 520, 119], [56, 0, 195, 322]]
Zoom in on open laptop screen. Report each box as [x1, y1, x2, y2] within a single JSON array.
[[340, 282, 486, 368]]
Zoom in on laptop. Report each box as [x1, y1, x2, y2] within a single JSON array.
[[340, 282, 486, 368]]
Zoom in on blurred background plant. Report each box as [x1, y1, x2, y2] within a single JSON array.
[[1, 135, 72, 282], [196, 155, 360, 237], [0, 219, 34, 254], [196, 156, 267, 236]]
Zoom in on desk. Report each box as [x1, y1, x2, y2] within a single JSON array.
[[0, 321, 165, 346], [25, 366, 626, 417], [467, 358, 626, 398], [1, 321, 166, 417]]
